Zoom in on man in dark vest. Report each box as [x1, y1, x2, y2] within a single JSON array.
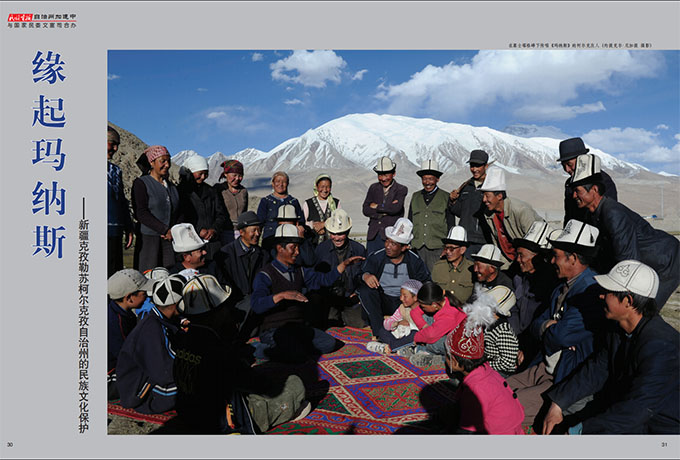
[[250, 224, 364, 363], [558, 137, 617, 226], [408, 159, 454, 272], [448, 149, 493, 258], [362, 156, 409, 257]]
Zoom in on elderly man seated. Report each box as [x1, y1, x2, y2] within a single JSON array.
[[357, 217, 431, 338]]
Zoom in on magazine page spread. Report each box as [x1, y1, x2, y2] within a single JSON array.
[[1, 1, 679, 458]]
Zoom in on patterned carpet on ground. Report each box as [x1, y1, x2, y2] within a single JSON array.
[[107, 326, 460, 434]]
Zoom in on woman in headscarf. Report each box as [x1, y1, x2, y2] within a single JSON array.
[[256, 171, 304, 241], [215, 159, 248, 244], [301, 174, 340, 246], [131, 145, 181, 272]]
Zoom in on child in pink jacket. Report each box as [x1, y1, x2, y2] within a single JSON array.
[[444, 313, 525, 434], [365, 280, 422, 355], [401, 281, 466, 368]]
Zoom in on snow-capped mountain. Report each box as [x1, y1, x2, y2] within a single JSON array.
[[173, 113, 648, 178], [229, 114, 647, 176]]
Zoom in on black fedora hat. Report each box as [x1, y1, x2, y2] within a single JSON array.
[[557, 137, 590, 163]]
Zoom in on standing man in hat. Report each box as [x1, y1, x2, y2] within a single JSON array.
[[558, 137, 617, 226], [543, 260, 680, 435], [570, 154, 680, 310], [357, 217, 431, 338], [480, 168, 543, 270], [448, 150, 493, 257], [215, 159, 248, 245], [362, 156, 409, 257], [408, 159, 454, 272], [309, 209, 367, 329], [471, 244, 514, 291], [250, 224, 365, 363], [431, 226, 475, 303], [107, 126, 134, 276], [506, 220, 606, 429]]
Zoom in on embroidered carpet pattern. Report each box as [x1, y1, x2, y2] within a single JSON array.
[[107, 327, 458, 434]]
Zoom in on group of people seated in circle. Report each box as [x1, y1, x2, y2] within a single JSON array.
[[107, 126, 680, 434]]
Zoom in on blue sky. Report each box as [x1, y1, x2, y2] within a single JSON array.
[[108, 50, 680, 173]]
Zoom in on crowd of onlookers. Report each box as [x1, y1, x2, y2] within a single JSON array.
[[107, 126, 680, 434]]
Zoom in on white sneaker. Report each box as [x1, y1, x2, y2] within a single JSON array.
[[291, 401, 312, 422], [366, 341, 391, 354], [396, 345, 415, 358]]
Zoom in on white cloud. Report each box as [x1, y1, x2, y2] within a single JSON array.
[[515, 102, 606, 121], [377, 50, 664, 122], [583, 127, 680, 164], [196, 88, 208, 92], [199, 106, 267, 133], [270, 50, 347, 88], [352, 69, 368, 81], [284, 99, 303, 105], [656, 124, 669, 130], [107, 74, 120, 80], [251, 52, 264, 62]]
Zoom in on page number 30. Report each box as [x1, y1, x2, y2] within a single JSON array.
[[6, 442, 13, 448]]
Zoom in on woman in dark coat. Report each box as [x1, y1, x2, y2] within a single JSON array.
[[177, 155, 230, 261], [257, 171, 304, 241], [131, 145, 180, 272]]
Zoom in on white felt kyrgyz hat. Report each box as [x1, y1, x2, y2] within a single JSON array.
[[548, 219, 599, 257], [171, 223, 208, 253], [570, 154, 602, 188], [479, 167, 506, 192], [471, 244, 504, 267], [385, 217, 414, 245], [325, 208, 352, 234], [442, 225, 469, 246], [179, 274, 231, 315], [486, 285, 517, 317], [416, 159, 443, 178], [373, 156, 397, 173], [514, 221, 553, 253], [594, 260, 659, 299], [276, 204, 299, 221]]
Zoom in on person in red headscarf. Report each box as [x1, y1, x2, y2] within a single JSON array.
[[215, 159, 248, 244], [131, 145, 181, 272]]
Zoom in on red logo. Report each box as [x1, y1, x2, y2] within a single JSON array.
[[8, 14, 33, 22]]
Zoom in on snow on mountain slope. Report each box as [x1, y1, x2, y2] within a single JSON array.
[[174, 114, 650, 179]]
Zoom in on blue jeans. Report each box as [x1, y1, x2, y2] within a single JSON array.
[[414, 313, 447, 356], [253, 323, 340, 363]]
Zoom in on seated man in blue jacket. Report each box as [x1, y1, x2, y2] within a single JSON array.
[[250, 223, 364, 363], [543, 260, 679, 435], [309, 209, 367, 329], [116, 275, 186, 414], [506, 220, 606, 430], [357, 217, 431, 339]]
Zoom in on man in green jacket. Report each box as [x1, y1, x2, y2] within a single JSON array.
[[408, 159, 453, 272]]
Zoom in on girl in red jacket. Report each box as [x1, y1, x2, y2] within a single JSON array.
[[399, 282, 467, 368]]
